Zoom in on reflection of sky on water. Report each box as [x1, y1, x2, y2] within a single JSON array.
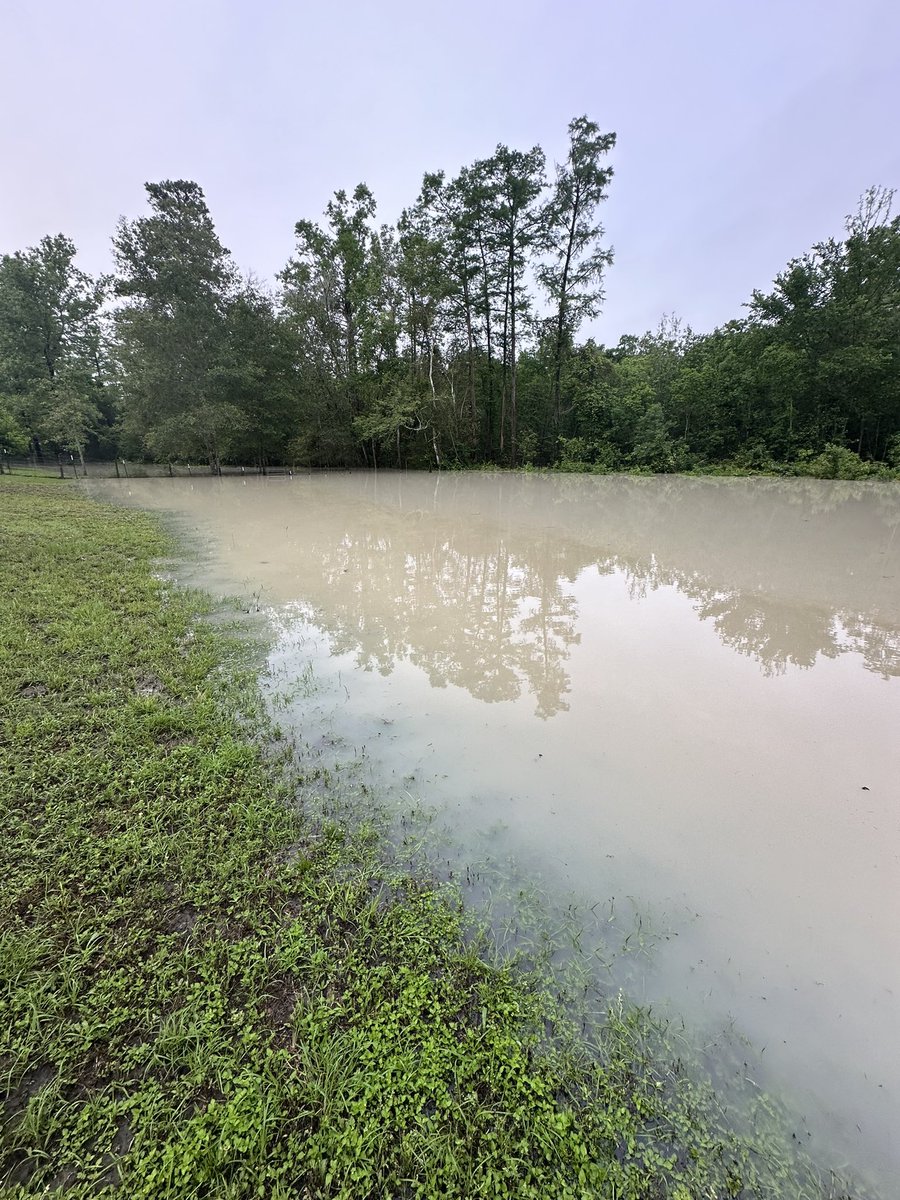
[[94, 473, 900, 716], [249, 473, 900, 717]]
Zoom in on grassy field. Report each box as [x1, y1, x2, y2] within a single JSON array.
[[0, 476, 874, 1198]]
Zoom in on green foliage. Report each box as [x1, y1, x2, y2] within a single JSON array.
[[730, 440, 776, 471], [2, 151, 898, 476], [551, 191, 900, 476], [352, 385, 421, 466], [113, 181, 240, 472], [0, 234, 108, 456], [0, 396, 29, 455], [629, 402, 675, 470], [280, 183, 389, 464], [557, 435, 618, 471], [213, 283, 301, 468], [36, 378, 102, 464], [794, 443, 877, 479]]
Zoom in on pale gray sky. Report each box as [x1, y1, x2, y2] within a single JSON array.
[[2, 0, 898, 342]]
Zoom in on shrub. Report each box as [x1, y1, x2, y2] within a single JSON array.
[[797, 443, 874, 480]]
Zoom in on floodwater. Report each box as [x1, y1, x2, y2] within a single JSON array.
[[87, 471, 900, 1185]]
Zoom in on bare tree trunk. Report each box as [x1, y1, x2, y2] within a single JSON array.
[[477, 233, 496, 457], [428, 339, 441, 468], [459, 272, 478, 450], [551, 185, 580, 435], [344, 293, 360, 416], [509, 269, 517, 467], [499, 259, 511, 458]]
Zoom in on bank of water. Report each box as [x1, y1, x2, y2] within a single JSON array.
[[85, 470, 900, 1188]]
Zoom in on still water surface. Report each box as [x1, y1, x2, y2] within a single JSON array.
[[88, 471, 900, 1184]]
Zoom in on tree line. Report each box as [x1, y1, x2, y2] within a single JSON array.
[[1, 118, 899, 477]]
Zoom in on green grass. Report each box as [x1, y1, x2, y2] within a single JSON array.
[[0, 476, 878, 1198]]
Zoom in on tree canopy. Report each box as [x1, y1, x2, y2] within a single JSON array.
[[3, 129, 899, 477]]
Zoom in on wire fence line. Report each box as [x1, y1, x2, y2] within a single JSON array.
[[0, 455, 332, 480]]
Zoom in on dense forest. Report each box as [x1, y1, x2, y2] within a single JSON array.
[[1, 117, 899, 478]]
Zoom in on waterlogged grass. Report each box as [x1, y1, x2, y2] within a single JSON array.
[[0, 477, 875, 1199]]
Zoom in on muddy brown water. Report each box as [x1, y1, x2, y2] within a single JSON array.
[[86, 471, 900, 1186]]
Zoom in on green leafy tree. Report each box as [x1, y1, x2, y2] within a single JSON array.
[[0, 396, 30, 466], [280, 185, 394, 464], [215, 281, 300, 469], [748, 186, 900, 459], [113, 180, 240, 471], [352, 385, 421, 468], [417, 171, 487, 455], [0, 234, 107, 456], [538, 116, 615, 445], [37, 378, 102, 474], [477, 145, 546, 464], [394, 196, 487, 467], [447, 161, 513, 457]]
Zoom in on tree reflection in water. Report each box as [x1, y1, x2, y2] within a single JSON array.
[[270, 473, 899, 714], [310, 529, 580, 718]]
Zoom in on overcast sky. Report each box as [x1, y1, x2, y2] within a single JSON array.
[[2, 0, 898, 343]]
